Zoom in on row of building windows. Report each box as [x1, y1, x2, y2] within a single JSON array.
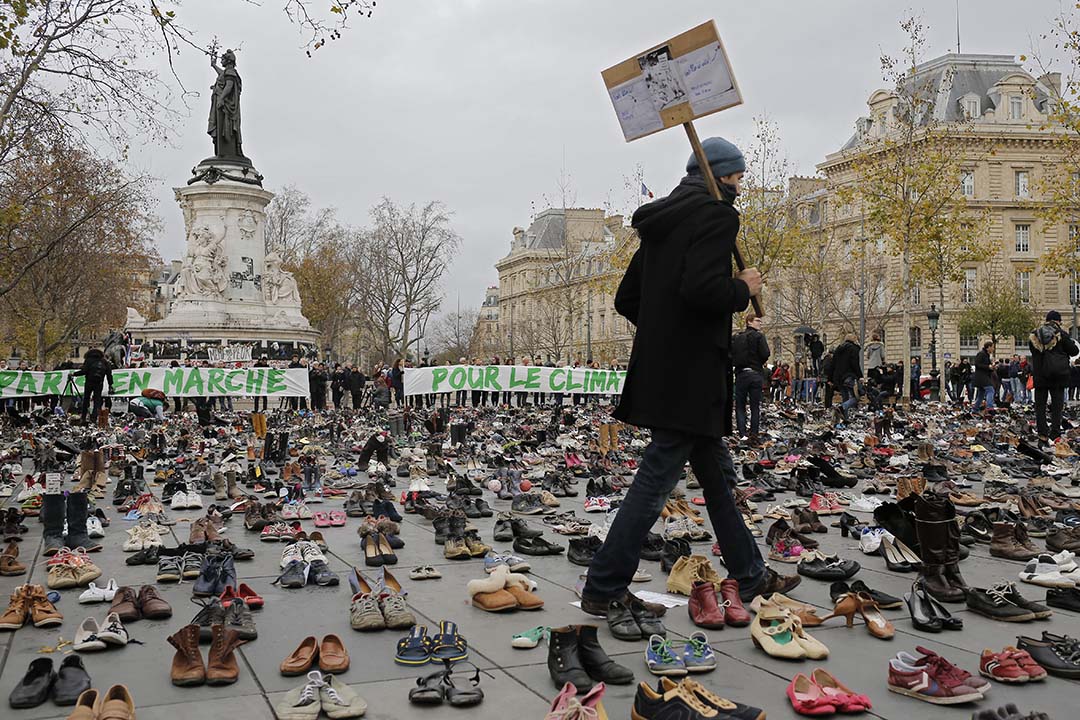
[[958, 169, 1029, 199]]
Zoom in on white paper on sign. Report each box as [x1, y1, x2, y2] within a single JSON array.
[[609, 76, 664, 142], [45, 473, 62, 495], [677, 42, 739, 115]]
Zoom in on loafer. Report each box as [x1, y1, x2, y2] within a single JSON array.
[[53, 656, 92, 706], [606, 600, 642, 641], [9, 658, 55, 708], [280, 636, 318, 676]]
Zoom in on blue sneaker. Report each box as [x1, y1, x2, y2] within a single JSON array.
[[645, 634, 687, 676], [682, 631, 717, 673], [484, 551, 531, 573]]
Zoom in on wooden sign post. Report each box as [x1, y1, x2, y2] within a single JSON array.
[[602, 20, 762, 317]]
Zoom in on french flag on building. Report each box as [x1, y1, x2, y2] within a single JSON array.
[[641, 182, 653, 199]]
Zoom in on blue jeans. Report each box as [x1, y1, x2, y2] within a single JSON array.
[[734, 369, 763, 437], [974, 385, 995, 410], [840, 377, 859, 411], [583, 429, 765, 601]]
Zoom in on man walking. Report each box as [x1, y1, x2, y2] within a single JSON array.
[[972, 341, 995, 411], [73, 347, 113, 425], [731, 313, 769, 444], [1029, 311, 1078, 444], [831, 334, 862, 423], [582, 137, 800, 629]]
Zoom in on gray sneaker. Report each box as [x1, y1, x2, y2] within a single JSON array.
[[380, 593, 416, 630], [349, 593, 385, 631], [276, 671, 324, 720], [319, 673, 367, 719], [226, 597, 258, 640], [191, 598, 227, 643]]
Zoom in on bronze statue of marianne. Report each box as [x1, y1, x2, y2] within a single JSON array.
[[208, 49, 245, 161]]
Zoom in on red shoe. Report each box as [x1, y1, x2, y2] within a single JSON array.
[[236, 582, 264, 609], [1002, 646, 1046, 681], [980, 649, 1030, 683], [810, 669, 871, 712], [690, 497, 706, 506], [718, 579, 751, 626], [687, 580, 725, 629], [219, 585, 238, 608], [711, 543, 723, 557], [786, 673, 837, 716], [329, 510, 346, 527], [808, 494, 830, 515]]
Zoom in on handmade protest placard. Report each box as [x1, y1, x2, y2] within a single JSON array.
[[403, 365, 626, 397], [0, 367, 310, 398]]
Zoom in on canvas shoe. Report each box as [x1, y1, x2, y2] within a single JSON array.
[[78, 579, 119, 604], [645, 634, 688, 676], [681, 632, 717, 673], [276, 671, 325, 720], [1019, 554, 1076, 588], [121, 527, 146, 552], [97, 612, 130, 646], [895, 647, 991, 694], [583, 496, 611, 513], [73, 617, 107, 652], [170, 491, 189, 509], [484, 551, 531, 574], [186, 491, 203, 509], [86, 516, 105, 539]]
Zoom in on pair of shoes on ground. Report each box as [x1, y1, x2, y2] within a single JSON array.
[[277, 670, 367, 719], [280, 635, 350, 675], [467, 564, 543, 612]]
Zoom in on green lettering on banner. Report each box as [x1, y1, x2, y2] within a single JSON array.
[[183, 369, 205, 395], [129, 371, 151, 395], [111, 371, 130, 396], [509, 367, 527, 389], [15, 372, 37, 396], [206, 369, 226, 395], [40, 372, 62, 396], [605, 370, 621, 393], [524, 367, 541, 389], [430, 368, 448, 391], [163, 369, 185, 395], [448, 367, 466, 390], [549, 368, 565, 391], [589, 371, 607, 393], [467, 367, 484, 389], [565, 369, 583, 392], [247, 369, 264, 395], [484, 365, 502, 390], [224, 371, 244, 393], [266, 369, 286, 394]]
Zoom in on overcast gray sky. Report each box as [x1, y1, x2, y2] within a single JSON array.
[[134, 0, 1065, 315]]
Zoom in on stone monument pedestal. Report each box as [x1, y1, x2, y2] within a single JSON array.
[[127, 161, 320, 359]]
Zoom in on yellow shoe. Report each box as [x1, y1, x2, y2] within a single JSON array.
[[665, 556, 698, 596], [750, 605, 807, 660]]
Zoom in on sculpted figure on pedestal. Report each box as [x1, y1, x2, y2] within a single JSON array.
[[263, 252, 302, 306], [176, 223, 230, 299]]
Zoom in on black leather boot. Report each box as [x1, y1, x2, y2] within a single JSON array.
[[576, 624, 633, 684], [64, 491, 100, 552], [42, 493, 66, 556], [547, 626, 593, 692], [910, 493, 966, 603]]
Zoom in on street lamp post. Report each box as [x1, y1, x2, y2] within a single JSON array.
[[927, 303, 940, 401], [586, 291, 593, 364]]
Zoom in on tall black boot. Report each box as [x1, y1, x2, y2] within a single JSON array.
[[42, 493, 66, 556], [276, 432, 289, 463], [262, 432, 276, 464], [909, 493, 965, 603], [65, 491, 101, 552]]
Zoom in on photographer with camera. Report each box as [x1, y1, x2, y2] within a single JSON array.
[[72, 347, 113, 425]]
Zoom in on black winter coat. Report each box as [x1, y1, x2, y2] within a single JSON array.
[[973, 349, 993, 387], [1029, 322, 1079, 388], [730, 328, 770, 372], [830, 340, 862, 387], [613, 176, 751, 438], [349, 371, 367, 392]]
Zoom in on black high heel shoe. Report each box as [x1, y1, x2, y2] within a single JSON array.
[[904, 578, 963, 632], [838, 512, 865, 538]]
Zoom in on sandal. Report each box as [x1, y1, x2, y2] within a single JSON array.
[[430, 620, 468, 663], [313, 511, 332, 528], [395, 625, 433, 666], [408, 668, 447, 704], [442, 660, 484, 707]]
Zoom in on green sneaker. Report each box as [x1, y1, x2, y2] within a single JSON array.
[[511, 625, 549, 649]]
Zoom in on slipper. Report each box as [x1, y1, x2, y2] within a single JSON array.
[[410, 565, 442, 580], [313, 511, 332, 528]]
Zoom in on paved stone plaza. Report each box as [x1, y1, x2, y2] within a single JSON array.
[[1, 461, 1077, 720]]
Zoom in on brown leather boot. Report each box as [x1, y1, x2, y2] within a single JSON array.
[[188, 518, 208, 545], [212, 472, 227, 501], [0, 585, 28, 629], [25, 584, 63, 627], [168, 624, 206, 686], [206, 624, 246, 685], [989, 522, 1039, 561], [0, 541, 25, 576], [77, 451, 95, 491]]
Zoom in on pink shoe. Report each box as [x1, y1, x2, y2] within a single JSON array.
[[329, 510, 346, 527], [546, 682, 577, 718], [313, 511, 332, 528]]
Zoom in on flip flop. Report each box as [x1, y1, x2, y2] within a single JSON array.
[[313, 511, 332, 528]]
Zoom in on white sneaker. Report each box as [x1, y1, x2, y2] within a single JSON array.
[[849, 496, 883, 514], [78, 579, 118, 603], [170, 491, 188, 509], [1019, 554, 1077, 588], [16, 481, 42, 502], [86, 516, 105, 539], [97, 612, 130, 646], [186, 491, 203, 509], [140, 524, 163, 548], [1052, 550, 1078, 574], [73, 617, 106, 652], [280, 542, 305, 568], [299, 541, 326, 564], [122, 526, 145, 552], [632, 567, 652, 582]]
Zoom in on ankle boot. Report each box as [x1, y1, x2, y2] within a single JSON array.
[[576, 624, 634, 684], [206, 624, 246, 685], [432, 513, 450, 545], [77, 451, 95, 491], [42, 493, 66, 556], [989, 522, 1040, 561], [547, 626, 593, 692], [225, 471, 243, 499], [64, 491, 100, 552], [168, 624, 206, 686], [212, 473, 227, 501]]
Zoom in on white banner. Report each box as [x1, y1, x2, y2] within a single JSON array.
[[404, 364, 626, 397], [0, 367, 310, 398], [207, 345, 253, 363]]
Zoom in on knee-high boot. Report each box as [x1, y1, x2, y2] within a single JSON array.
[[908, 493, 967, 603]]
